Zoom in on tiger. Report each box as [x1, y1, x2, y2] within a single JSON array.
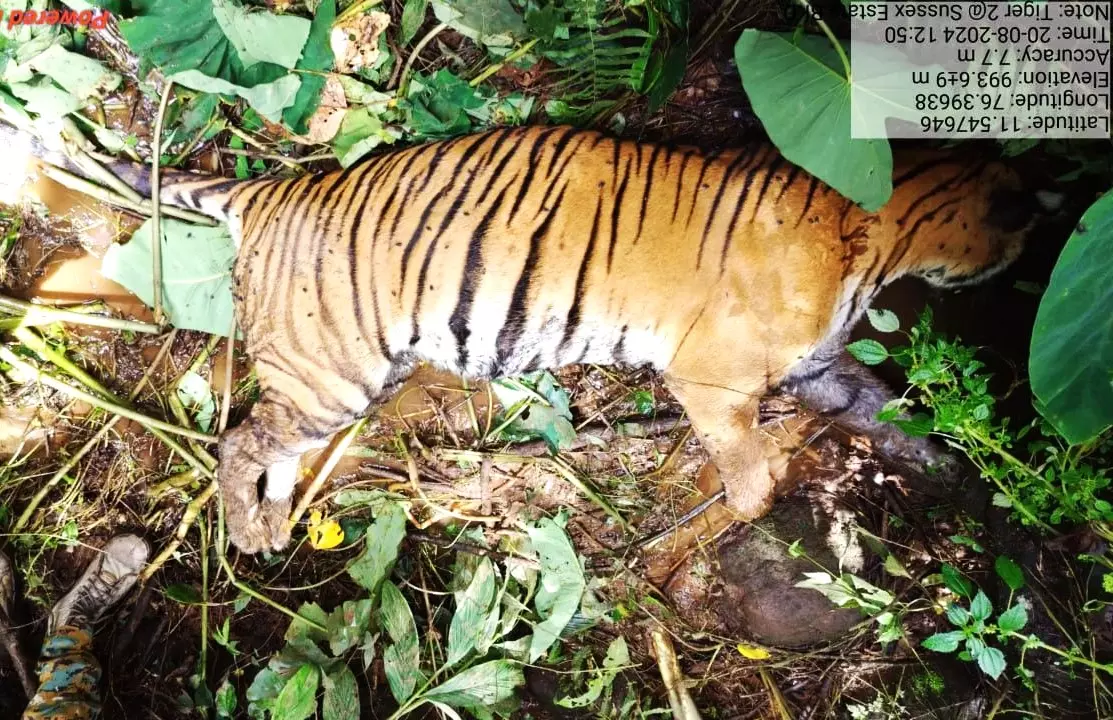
[[6, 122, 1053, 554]]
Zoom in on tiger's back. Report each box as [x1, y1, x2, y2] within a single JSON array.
[[158, 125, 1039, 553]]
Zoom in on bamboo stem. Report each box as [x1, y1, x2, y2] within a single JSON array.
[[150, 82, 174, 327], [0, 294, 161, 334]]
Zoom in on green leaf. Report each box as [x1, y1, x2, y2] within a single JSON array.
[[996, 604, 1028, 633], [169, 70, 301, 123], [525, 517, 586, 662], [882, 554, 912, 579], [969, 591, 993, 622], [945, 603, 970, 627], [941, 564, 974, 598], [948, 534, 984, 553], [176, 370, 216, 432], [379, 581, 419, 704], [211, 0, 311, 69], [867, 308, 900, 333], [101, 218, 235, 336], [163, 583, 204, 605], [322, 665, 360, 720], [994, 556, 1025, 591], [491, 372, 577, 452], [286, 602, 330, 646], [216, 677, 238, 718], [331, 108, 397, 168], [400, 0, 429, 44], [8, 78, 80, 120], [448, 557, 498, 666], [283, 0, 336, 134], [27, 43, 121, 100], [1030, 190, 1113, 444], [892, 413, 933, 437], [422, 660, 525, 708], [326, 598, 373, 656], [921, 630, 964, 653], [734, 30, 892, 211], [430, 0, 526, 48], [273, 664, 319, 720], [847, 339, 889, 366], [347, 501, 407, 593], [976, 646, 1007, 680], [630, 390, 655, 415], [556, 636, 629, 708]]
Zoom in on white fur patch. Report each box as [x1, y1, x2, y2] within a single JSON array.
[[265, 458, 301, 500]]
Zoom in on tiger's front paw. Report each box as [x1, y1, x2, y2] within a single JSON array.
[[224, 495, 293, 554]]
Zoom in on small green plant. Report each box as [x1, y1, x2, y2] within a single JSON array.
[[849, 308, 1113, 542], [242, 499, 606, 719]]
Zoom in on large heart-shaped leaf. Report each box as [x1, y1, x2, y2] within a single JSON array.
[[734, 30, 892, 211], [101, 217, 236, 336], [1030, 191, 1113, 444]]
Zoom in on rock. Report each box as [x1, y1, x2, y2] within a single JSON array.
[[715, 494, 864, 648]]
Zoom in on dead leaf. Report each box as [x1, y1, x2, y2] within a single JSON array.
[[294, 75, 348, 144], [330, 11, 391, 74]]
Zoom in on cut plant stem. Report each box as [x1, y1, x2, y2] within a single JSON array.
[[288, 417, 369, 529], [37, 164, 217, 226], [0, 294, 161, 334], [150, 81, 174, 327], [0, 347, 216, 444], [469, 39, 539, 87], [142, 480, 218, 582]]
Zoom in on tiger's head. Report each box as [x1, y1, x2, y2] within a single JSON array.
[[882, 157, 1061, 290]]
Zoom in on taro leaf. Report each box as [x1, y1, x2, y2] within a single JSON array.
[[322, 665, 360, 720], [430, 0, 526, 48], [211, 0, 311, 70], [447, 557, 498, 666], [921, 630, 964, 653], [734, 30, 892, 211], [101, 217, 235, 336], [1030, 191, 1113, 444], [331, 108, 397, 168], [994, 556, 1025, 592], [27, 44, 121, 100], [8, 78, 80, 120], [422, 660, 525, 708], [283, 0, 336, 135], [169, 70, 300, 123], [555, 636, 629, 708], [525, 517, 585, 662], [273, 664, 319, 720], [400, 0, 429, 45], [379, 580, 420, 704], [347, 501, 407, 593], [176, 370, 216, 432], [327, 598, 373, 656], [977, 646, 1007, 680]]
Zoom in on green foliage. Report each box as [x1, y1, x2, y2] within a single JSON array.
[[796, 571, 903, 645], [101, 218, 236, 336], [118, 0, 331, 129], [491, 371, 577, 452], [242, 500, 599, 719], [922, 589, 1022, 681], [733, 29, 891, 211], [1030, 190, 1113, 445], [873, 309, 1113, 531]]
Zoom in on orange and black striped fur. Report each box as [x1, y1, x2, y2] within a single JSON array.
[[11, 124, 1046, 553]]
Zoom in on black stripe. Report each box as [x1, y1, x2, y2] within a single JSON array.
[[896, 169, 966, 227], [613, 324, 629, 363], [793, 176, 821, 228], [509, 127, 564, 222], [720, 149, 767, 272], [448, 184, 510, 372], [893, 156, 953, 188], [788, 360, 834, 384], [822, 385, 863, 417], [559, 196, 603, 358], [685, 155, 716, 227], [606, 153, 633, 272], [750, 155, 785, 222], [635, 143, 666, 241], [774, 164, 801, 204], [474, 129, 522, 205], [671, 150, 695, 223], [495, 185, 568, 367], [697, 149, 753, 269]]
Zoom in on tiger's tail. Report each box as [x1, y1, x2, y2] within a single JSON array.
[[2, 120, 243, 223]]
